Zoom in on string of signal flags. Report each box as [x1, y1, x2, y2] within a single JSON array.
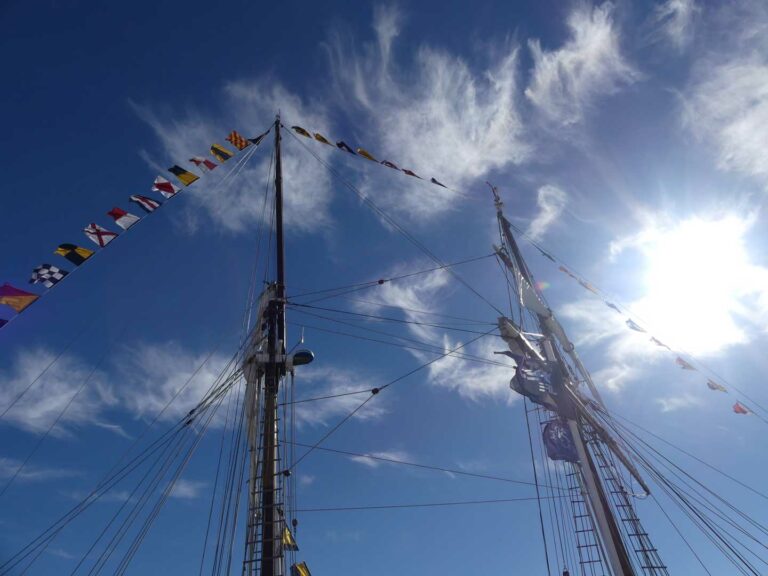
[[0, 127, 271, 330], [511, 224, 761, 419]]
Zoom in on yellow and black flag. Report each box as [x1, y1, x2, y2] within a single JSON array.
[[291, 126, 311, 138], [226, 130, 250, 151], [291, 562, 311, 576], [55, 243, 94, 266], [282, 526, 299, 551], [210, 143, 234, 162], [168, 165, 200, 186]]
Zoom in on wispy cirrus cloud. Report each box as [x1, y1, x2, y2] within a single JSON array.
[[525, 2, 638, 127], [349, 449, 412, 469], [115, 341, 236, 424], [650, 0, 699, 50], [526, 185, 567, 241], [131, 80, 334, 234], [326, 5, 530, 219], [358, 266, 515, 401], [0, 457, 80, 483], [0, 349, 117, 436], [294, 365, 387, 427], [682, 1, 768, 188], [170, 478, 206, 500]]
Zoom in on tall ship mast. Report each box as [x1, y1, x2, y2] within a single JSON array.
[[1, 115, 767, 576]]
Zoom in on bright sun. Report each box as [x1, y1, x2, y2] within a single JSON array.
[[629, 215, 763, 356]]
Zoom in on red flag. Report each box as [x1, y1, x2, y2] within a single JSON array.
[[733, 402, 750, 415]]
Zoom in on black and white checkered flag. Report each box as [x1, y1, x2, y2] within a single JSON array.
[[30, 264, 68, 288]]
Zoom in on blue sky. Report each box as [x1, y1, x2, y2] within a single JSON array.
[[2, 0, 768, 574]]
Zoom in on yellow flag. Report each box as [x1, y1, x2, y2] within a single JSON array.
[[282, 526, 299, 551], [356, 147, 377, 162], [313, 132, 333, 145], [210, 143, 234, 162], [291, 562, 311, 576], [168, 165, 199, 186]]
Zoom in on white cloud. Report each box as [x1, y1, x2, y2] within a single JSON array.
[[681, 1, 768, 187], [0, 349, 117, 436], [116, 342, 236, 424], [656, 393, 703, 413], [563, 212, 768, 391], [358, 267, 516, 400], [0, 457, 80, 483], [684, 61, 768, 186], [294, 365, 387, 427], [326, 5, 530, 219], [131, 80, 334, 234], [559, 297, 664, 391], [349, 449, 411, 469], [525, 2, 638, 126], [526, 185, 567, 241], [170, 478, 206, 500], [651, 0, 699, 50]]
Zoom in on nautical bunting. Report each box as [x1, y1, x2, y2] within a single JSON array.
[[357, 147, 377, 162], [402, 169, 421, 178], [650, 337, 670, 350], [190, 156, 217, 171], [314, 132, 333, 145], [291, 563, 311, 576], [249, 129, 270, 146], [210, 143, 234, 162], [291, 125, 311, 138], [168, 165, 200, 186], [55, 243, 93, 266], [605, 301, 622, 314], [381, 160, 399, 170], [626, 319, 645, 332], [226, 130, 250, 150], [84, 223, 118, 248], [579, 279, 599, 295], [152, 176, 180, 198], [0, 283, 38, 313], [733, 402, 750, 415], [336, 141, 356, 155], [130, 194, 161, 213], [431, 177, 447, 188], [30, 264, 67, 288], [282, 527, 299, 551], [107, 207, 140, 230], [675, 357, 696, 371], [707, 380, 727, 393]]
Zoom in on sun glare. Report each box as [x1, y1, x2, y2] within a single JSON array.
[[632, 215, 759, 356]]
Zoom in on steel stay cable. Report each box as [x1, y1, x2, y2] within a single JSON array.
[[287, 253, 496, 301], [1, 133, 263, 336], [297, 292, 497, 326], [1, 343, 245, 574], [294, 496, 569, 513], [114, 381, 234, 576], [610, 411, 768, 501], [0, 326, 119, 498], [603, 415, 768, 544], [285, 315, 512, 369], [284, 126, 507, 317], [287, 302, 500, 337], [281, 439, 567, 492], [505, 216, 768, 419], [602, 413, 764, 574], [288, 328, 497, 472]]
